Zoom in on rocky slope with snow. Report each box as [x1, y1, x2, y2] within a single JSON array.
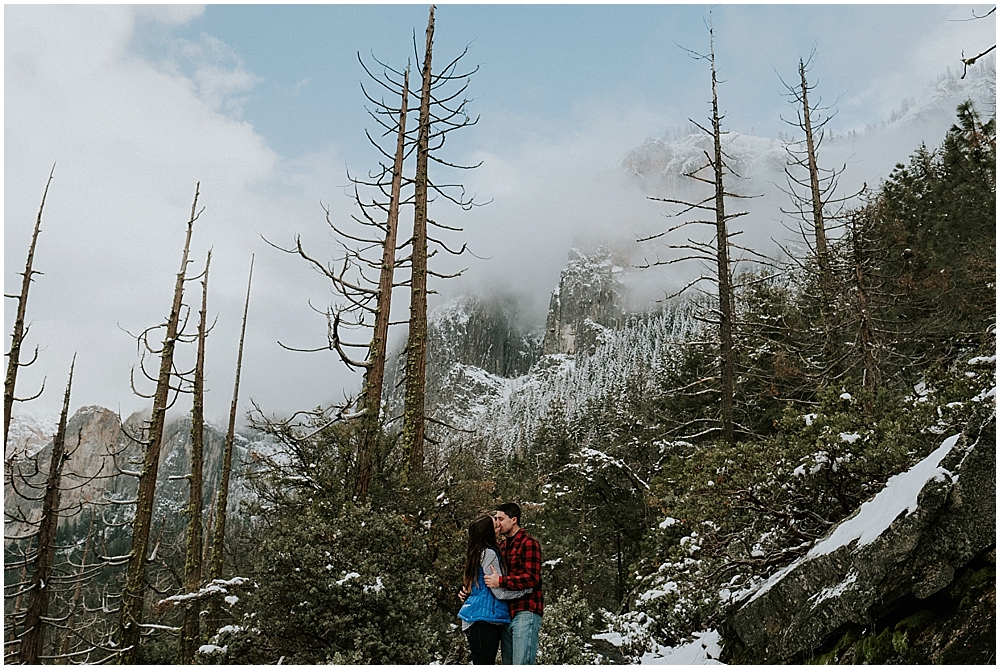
[[621, 58, 995, 199], [721, 402, 996, 664], [384, 247, 706, 457]]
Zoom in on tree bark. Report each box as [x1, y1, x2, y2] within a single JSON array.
[[799, 60, 829, 282], [19, 355, 75, 664], [209, 255, 253, 580], [180, 252, 210, 663], [119, 184, 200, 663], [708, 33, 736, 445], [402, 5, 435, 476], [358, 67, 410, 500], [5, 165, 54, 446]]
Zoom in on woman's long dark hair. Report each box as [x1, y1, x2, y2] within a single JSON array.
[[463, 515, 506, 590]]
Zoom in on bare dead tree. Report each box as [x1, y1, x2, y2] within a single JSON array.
[[58, 509, 97, 660], [16, 355, 75, 663], [208, 255, 253, 581], [5, 401, 124, 663], [357, 64, 410, 500], [4, 165, 54, 446], [637, 20, 757, 445], [268, 55, 413, 505], [179, 251, 211, 663], [402, 4, 483, 474], [956, 6, 996, 78], [119, 184, 202, 663], [732, 53, 865, 402], [776, 53, 855, 287], [274, 7, 480, 485], [402, 5, 437, 476]]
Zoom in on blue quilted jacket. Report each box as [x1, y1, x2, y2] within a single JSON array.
[[458, 567, 511, 625]]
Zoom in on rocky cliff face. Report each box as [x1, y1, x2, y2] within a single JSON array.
[[721, 403, 997, 664], [5, 406, 253, 544], [383, 293, 543, 431], [543, 247, 627, 356], [427, 294, 541, 378]]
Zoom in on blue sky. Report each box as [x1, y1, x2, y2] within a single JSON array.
[[5, 4, 995, 424], [132, 4, 993, 158]]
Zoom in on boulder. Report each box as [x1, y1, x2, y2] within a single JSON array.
[[721, 404, 996, 663]]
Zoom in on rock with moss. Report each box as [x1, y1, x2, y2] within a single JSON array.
[[721, 404, 995, 663]]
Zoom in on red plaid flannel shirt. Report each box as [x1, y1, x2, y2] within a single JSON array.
[[499, 528, 544, 616]]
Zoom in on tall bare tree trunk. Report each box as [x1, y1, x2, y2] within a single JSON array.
[[209, 255, 253, 580], [180, 252, 211, 663], [799, 60, 829, 282], [59, 509, 96, 661], [5, 166, 54, 446], [708, 35, 736, 446], [20, 354, 75, 664], [358, 68, 410, 499], [402, 5, 435, 476], [120, 184, 200, 663]]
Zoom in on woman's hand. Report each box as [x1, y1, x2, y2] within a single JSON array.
[[458, 586, 470, 602], [483, 564, 501, 588]]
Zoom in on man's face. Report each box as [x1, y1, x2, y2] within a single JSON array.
[[494, 511, 515, 536]]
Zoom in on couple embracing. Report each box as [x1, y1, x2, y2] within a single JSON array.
[[458, 503, 544, 665]]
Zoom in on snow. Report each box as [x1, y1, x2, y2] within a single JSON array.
[[967, 355, 996, 365], [224, 595, 239, 606], [839, 392, 853, 401], [809, 571, 859, 607], [638, 581, 678, 602], [336, 572, 360, 586], [640, 630, 723, 665], [658, 517, 678, 529], [593, 631, 625, 647], [156, 577, 248, 606], [5, 408, 59, 457], [808, 433, 959, 558], [973, 385, 996, 402], [746, 433, 961, 604], [839, 432, 861, 444], [198, 644, 227, 655]]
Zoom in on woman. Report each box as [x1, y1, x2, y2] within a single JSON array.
[[458, 515, 532, 664]]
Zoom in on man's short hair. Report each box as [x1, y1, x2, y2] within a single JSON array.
[[496, 502, 522, 525]]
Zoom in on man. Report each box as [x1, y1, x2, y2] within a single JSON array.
[[484, 502, 543, 665]]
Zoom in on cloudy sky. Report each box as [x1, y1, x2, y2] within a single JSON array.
[[5, 3, 995, 426]]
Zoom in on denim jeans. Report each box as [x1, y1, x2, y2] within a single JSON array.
[[500, 611, 541, 665]]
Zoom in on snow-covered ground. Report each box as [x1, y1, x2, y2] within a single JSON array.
[[641, 630, 723, 665], [593, 628, 723, 665]]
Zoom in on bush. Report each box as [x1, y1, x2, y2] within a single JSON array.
[[536, 589, 607, 665]]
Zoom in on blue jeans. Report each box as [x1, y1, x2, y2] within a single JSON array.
[[500, 611, 541, 665]]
